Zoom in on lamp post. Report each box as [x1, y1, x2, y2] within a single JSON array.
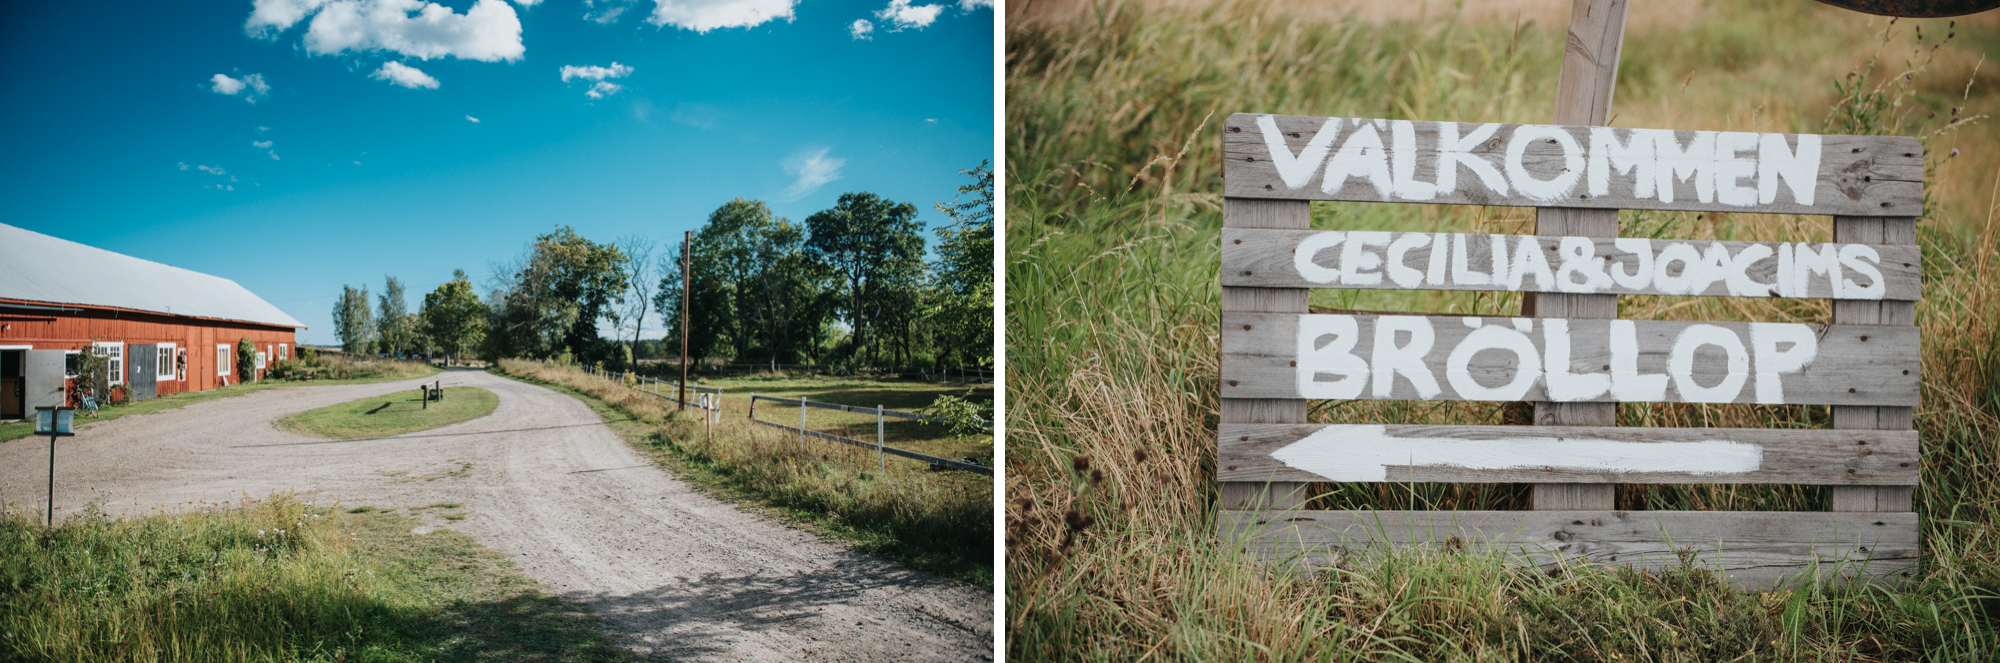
[[33, 406, 75, 527]]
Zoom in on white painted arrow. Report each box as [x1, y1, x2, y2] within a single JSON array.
[[1270, 425, 1764, 481]]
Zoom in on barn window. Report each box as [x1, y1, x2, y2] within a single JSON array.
[[217, 344, 229, 376], [157, 343, 178, 381], [279, 343, 288, 363], [93, 342, 123, 385], [64, 351, 79, 378]]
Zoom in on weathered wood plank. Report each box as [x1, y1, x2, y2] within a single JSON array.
[[1831, 215, 1918, 514], [1220, 313, 1920, 405], [1219, 229, 1923, 300], [1218, 423, 1920, 484], [1220, 114, 1924, 217], [1219, 197, 1312, 512], [1218, 509, 1919, 589], [1533, 0, 1626, 512]]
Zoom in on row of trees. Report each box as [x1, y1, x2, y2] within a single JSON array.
[[329, 162, 993, 371]]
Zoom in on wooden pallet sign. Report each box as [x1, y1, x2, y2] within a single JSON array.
[[1217, 112, 1924, 589]]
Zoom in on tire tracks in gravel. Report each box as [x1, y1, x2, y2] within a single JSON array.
[[0, 368, 993, 662]]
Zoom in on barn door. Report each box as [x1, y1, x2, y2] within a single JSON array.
[[24, 350, 66, 410], [129, 344, 157, 401]]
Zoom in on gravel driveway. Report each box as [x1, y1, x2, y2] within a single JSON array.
[[0, 368, 993, 661]]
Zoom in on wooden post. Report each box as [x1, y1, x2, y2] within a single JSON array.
[[1529, 0, 1628, 512], [877, 404, 886, 475], [1219, 197, 1311, 511], [749, 393, 756, 420], [679, 230, 691, 412], [799, 396, 808, 451], [1831, 216, 1917, 520]]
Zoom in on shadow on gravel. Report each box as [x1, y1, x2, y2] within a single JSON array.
[[568, 563, 986, 660]]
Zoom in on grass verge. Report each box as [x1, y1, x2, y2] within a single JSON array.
[[1008, 1, 2000, 659], [0, 492, 628, 662], [491, 360, 994, 586], [276, 387, 499, 440], [0, 359, 439, 444]]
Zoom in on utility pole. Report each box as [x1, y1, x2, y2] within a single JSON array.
[[678, 230, 691, 411]]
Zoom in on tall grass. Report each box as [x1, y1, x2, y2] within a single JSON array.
[[1007, 1, 2000, 658], [494, 359, 994, 584]]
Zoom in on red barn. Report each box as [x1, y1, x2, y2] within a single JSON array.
[[1, 223, 304, 418]]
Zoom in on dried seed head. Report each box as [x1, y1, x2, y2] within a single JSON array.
[[1017, 498, 1034, 512], [1065, 509, 1086, 530], [1133, 448, 1149, 464], [1090, 469, 1104, 486], [1072, 455, 1091, 473]]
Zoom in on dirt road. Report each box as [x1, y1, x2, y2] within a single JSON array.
[[0, 369, 992, 661]]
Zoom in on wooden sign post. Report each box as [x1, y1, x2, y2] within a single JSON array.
[[1217, 1, 1921, 589]]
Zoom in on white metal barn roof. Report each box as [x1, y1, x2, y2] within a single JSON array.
[[0, 223, 306, 329]]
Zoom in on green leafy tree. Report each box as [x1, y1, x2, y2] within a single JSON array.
[[376, 276, 413, 356], [805, 192, 925, 366], [421, 270, 488, 366], [489, 227, 630, 360], [332, 285, 374, 354], [928, 161, 995, 369]]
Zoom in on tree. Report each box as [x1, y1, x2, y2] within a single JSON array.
[[376, 276, 413, 357], [236, 338, 257, 382], [805, 192, 925, 366], [333, 285, 374, 354], [614, 235, 658, 353], [487, 227, 630, 361], [928, 161, 995, 368], [421, 269, 487, 365]]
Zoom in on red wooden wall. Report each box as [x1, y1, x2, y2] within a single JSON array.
[[0, 301, 299, 401]]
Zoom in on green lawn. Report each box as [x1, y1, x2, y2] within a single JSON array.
[[675, 373, 994, 465], [0, 493, 629, 662], [0, 363, 442, 444], [276, 387, 498, 440]]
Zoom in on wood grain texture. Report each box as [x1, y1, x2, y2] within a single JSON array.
[[1217, 423, 1920, 484], [1219, 197, 1312, 511], [1831, 215, 1919, 514], [1220, 114, 1924, 216], [1219, 509, 1919, 589], [1218, 228, 1923, 300], [1534, 1, 1625, 511], [1220, 313, 1921, 405]]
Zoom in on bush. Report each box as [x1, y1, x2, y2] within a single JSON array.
[[235, 338, 256, 383]]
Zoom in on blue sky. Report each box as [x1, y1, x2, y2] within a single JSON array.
[[0, 0, 994, 345]]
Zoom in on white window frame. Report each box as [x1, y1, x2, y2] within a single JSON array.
[[93, 341, 124, 385], [217, 344, 230, 376], [255, 351, 267, 370], [157, 342, 179, 381], [279, 343, 288, 364], [62, 350, 79, 378]]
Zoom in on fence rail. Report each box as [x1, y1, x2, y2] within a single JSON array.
[[747, 394, 991, 432], [748, 395, 993, 475]]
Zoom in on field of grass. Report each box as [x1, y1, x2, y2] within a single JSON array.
[[493, 360, 995, 585], [276, 387, 499, 440], [1007, 1, 2000, 659], [0, 492, 628, 662], [0, 358, 440, 444]]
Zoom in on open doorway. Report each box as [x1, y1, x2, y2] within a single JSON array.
[[1, 348, 21, 420]]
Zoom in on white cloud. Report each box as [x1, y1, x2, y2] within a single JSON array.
[[195, 164, 227, 175], [209, 73, 270, 102], [270, 151, 282, 160], [583, 0, 632, 23], [560, 62, 633, 82], [849, 18, 873, 40], [957, 0, 991, 8], [585, 81, 624, 99], [253, 140, 273, 148], [925, 118, 937, 123], [512, 0, 542, 5], [258, 125, 272, 131], [648, 0, 796, 33], [372, 61, 441, 88], [466, 115, 481, 122], [177, 162, 190, 170], [781, 147, 844, 201], [875, 0, 941, 30], [247, 0, 525, 63]]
